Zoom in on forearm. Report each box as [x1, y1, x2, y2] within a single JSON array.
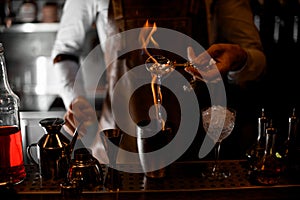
[[214, 0, 266, 85], [54, 60, 86, 109], [51, 0, 96, 108]]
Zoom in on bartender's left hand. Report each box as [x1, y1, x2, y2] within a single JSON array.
[[185, 43, 247, 81], [63, 96, 98, 137]]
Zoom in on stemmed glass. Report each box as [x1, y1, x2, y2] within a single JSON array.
[[145, 55, 174, 126], [201, 105, 236, 180]]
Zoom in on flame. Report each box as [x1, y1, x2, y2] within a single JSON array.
[[139, 20, 165, 130], [139, 20, 158, 64]]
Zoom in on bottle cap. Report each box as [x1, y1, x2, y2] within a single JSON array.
[[266, 120, 276, 135]]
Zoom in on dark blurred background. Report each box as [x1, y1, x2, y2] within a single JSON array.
[[0, 0, 300, 140], [249, 0, 300, 136]]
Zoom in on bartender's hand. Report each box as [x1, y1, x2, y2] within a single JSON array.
[[185, 44, 247, 81], [63, 96, 98, 137]]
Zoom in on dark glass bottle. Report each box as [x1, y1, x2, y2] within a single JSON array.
[[254, 120, 282, 185], [280, 108, 300, 177], [0, 43, 26, 185], [246, 108, 268, 171]]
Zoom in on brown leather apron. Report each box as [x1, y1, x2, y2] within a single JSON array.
[[99, 0, 211, 154]]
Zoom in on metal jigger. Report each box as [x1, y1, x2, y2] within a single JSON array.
[[101, 129, 123, 191]]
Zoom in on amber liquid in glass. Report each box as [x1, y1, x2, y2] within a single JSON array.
[[0, 126, 26, 185]]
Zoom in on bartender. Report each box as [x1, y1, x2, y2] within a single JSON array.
[[51, 0, 266, 163]]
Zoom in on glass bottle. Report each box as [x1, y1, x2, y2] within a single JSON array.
[[0, 43, 26, 185], [280, 108, 300, 176], [254, 120, 282, 185], [245, 108, 268, 171], [18, 0, 38, 23]]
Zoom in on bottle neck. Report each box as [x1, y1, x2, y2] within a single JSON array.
[[258, 117, 267, 142], [0, 50, 20, 109], [288, 115, 297, 142], [0, 46, 21, 127], [0, 52, 13, 92], [265, 133, 275, 155]]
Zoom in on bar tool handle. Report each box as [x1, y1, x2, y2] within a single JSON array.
[[26, 143, 39, 165]]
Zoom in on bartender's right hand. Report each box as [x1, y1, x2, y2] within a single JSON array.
[[63, 96, 98, 137]]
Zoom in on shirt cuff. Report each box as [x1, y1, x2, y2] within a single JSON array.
[[227, 55, 248, 83]]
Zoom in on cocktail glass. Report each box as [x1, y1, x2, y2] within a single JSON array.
[[201, 106, 236, 180]]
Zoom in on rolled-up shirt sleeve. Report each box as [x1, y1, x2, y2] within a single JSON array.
[[51, 0, 97, 109], [51, 0, 96, 58], [213, 0, 266, 85]]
